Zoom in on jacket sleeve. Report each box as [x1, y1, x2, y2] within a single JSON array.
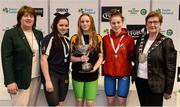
[[163, 38, 177, 94], [1, 30, 15, 86], [128, 37, 135, 62]]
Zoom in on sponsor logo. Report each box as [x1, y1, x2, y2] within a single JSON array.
[[155, 8, 173, 15], [103, 28, 110, 35], [101, 6, 122, 22], [2, 7, 17, 13], [56, 8, 68, 13], [33, 8, 43, 17], [126, 25, 147, 39], [128, 8, 139, 15], [160, 29, 173, 36], [2, 7, 43, 16], [166, 29, 173, 36], [128, 8, 147, 16], [78, 8, 96, 14], [140, 9, 147, 15]]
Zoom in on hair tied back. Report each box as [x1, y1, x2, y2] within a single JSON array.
[[54, 12, 71, 18]]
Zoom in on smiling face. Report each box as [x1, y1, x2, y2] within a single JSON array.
[[20, 12, 34, 30], [80, 15, 91, 34], [146, 16, 161, 35], [110, 15, 123, 33], [57, 19, 69, 36]]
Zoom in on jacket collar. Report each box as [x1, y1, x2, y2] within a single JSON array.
[[110, 28, 128, 38], [16, 27, 40, 54], [143, 33, 165, 54]]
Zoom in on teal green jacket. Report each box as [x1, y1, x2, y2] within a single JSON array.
[[1, 26, 43, 89]]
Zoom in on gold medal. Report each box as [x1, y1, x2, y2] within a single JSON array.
[[139, 53, 147, 63]]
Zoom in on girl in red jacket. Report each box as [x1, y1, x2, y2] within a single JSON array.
[[102, 9, 135, 106]]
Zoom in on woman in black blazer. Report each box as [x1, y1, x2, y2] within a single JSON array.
[[132, 11, 177, 106]]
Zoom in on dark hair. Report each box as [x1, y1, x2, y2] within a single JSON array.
[[51, 12, 70, 47], [16, 5, 36, 28], [145, 11, 163, 24], [109, 9, 124, 22], [51, 12, 70, 34]]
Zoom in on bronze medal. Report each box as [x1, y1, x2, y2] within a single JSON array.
[[109, 34, 125, 60], [139, 53, 146, 63], [32, 49, 35, 57], [114, 54, 118, 58]]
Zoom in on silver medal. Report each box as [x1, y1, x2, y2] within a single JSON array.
[[64, 58, 67, 63], [60, 37, 69, 63]]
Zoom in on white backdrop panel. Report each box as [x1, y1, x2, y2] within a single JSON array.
[[100, 0, 150, 36], [50, 0, 99, 39]]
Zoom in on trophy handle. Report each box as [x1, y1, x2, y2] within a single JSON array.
[[73, 45, 82, 55], [73, 45, 90, 56]]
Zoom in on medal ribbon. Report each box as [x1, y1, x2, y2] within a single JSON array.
[[109, 34, 125, 55], [60, 36, 69, 58]]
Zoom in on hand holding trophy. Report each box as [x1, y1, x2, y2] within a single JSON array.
[[75, 44, 92, 73]]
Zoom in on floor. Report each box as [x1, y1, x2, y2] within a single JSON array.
[[0, 90, 176, 106]]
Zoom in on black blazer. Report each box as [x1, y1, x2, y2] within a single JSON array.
[[1, 26, 43, 89], [132, 33, 177, 94]]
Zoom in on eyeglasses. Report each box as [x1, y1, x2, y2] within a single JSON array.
[[147, 21, 160, 25]]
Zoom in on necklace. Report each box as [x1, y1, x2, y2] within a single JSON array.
[[24, 31, 35, 56], [31, 33, 35, 56]]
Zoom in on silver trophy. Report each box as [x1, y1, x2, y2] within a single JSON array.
[[75, 45, 92, 73]]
